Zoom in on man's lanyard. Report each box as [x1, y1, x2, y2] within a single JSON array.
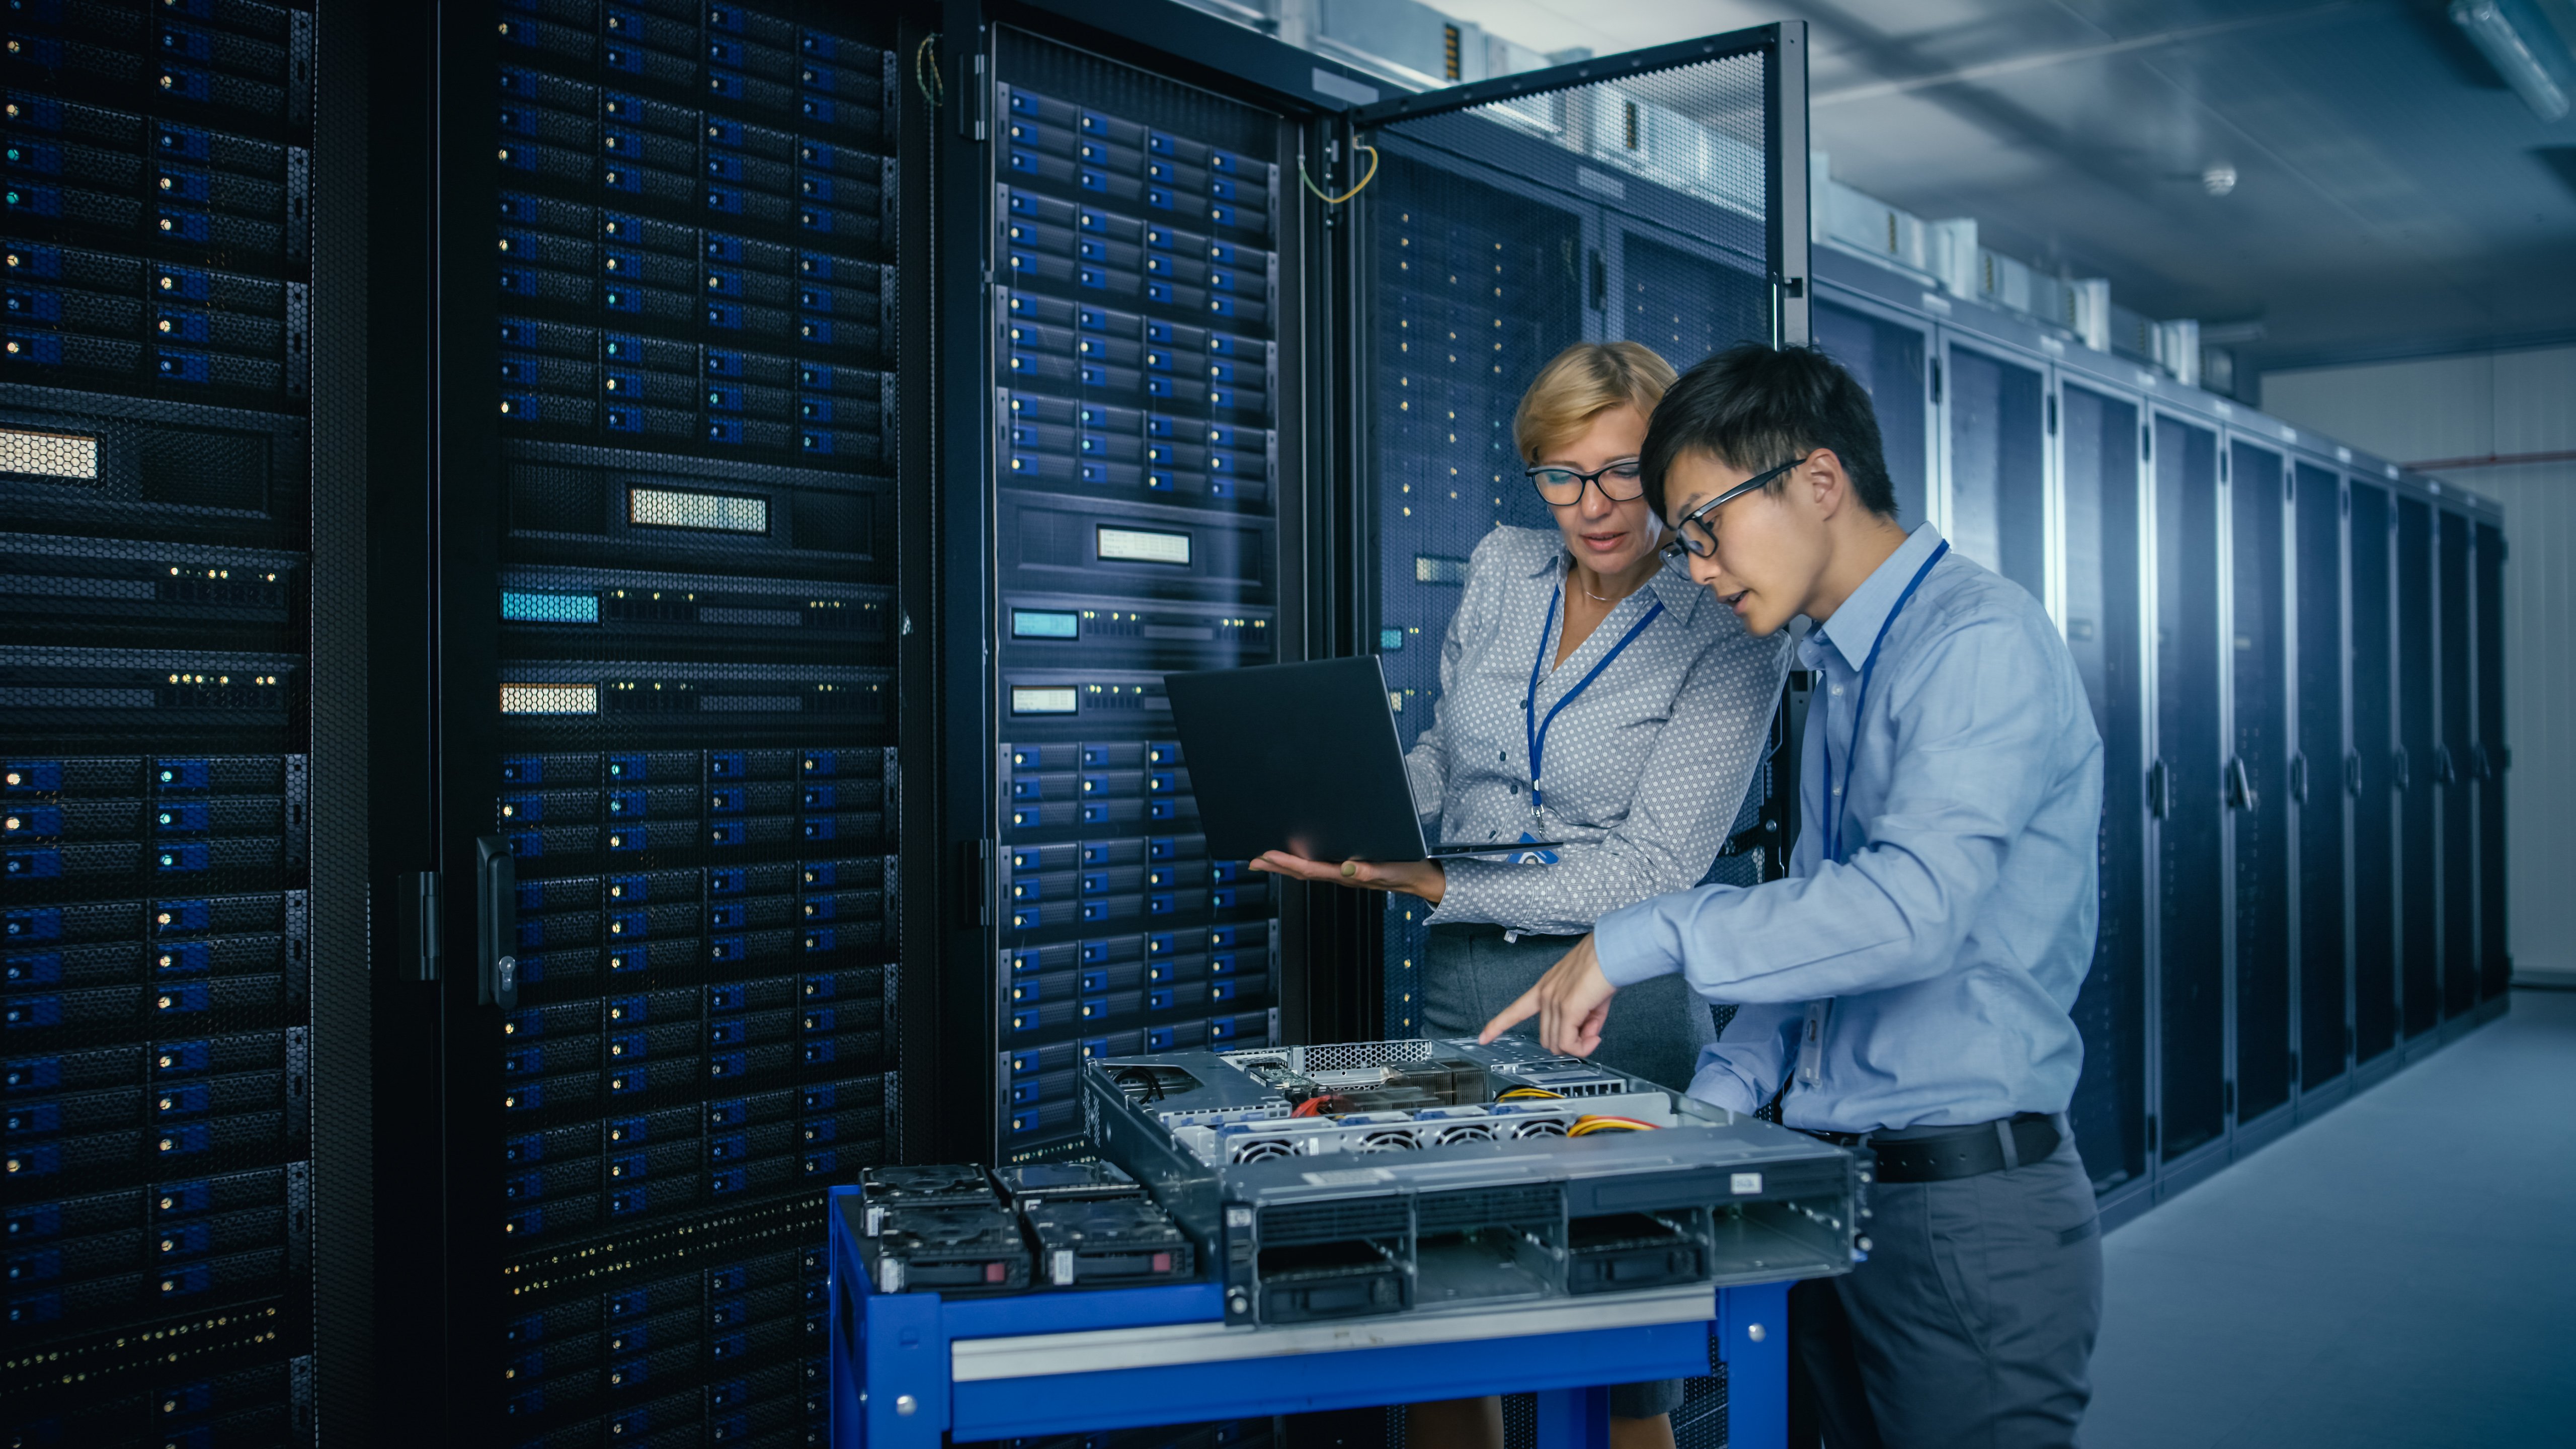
[[1819, 541, 1948, 864], [1523, 578, 1665, 823]]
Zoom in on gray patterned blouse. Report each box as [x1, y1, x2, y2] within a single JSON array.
[[1403, 525, 1792, 937]]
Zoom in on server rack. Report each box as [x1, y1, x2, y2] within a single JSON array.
[[2393, 494, 2438, 1043], [2291, 458, 2350, 1104], [2055, 378, 2149, 1194], [2149, 411, 2227, 1176], [963, 17, 1318, 1165], [2227, 437, 2292, 1136], [2436, 505, 2475, 1023], [405, 3, 921, 1445], [1938, 335, 2050, 605], [2472, 518, 2508, 1002], [1811, 294, 1931, 530], [2349, 477, 2400, 1072], [1, 2, 322, 1444]]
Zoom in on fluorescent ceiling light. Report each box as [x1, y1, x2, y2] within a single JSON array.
[[2450, 0, 2573, 122]]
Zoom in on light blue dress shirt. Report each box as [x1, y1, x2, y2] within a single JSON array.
[[1591, 524, 2104, 1133]]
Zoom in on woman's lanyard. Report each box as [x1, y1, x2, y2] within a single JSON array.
[[1820, 541, 1948, 863], [1523, 578, 1665, 823]]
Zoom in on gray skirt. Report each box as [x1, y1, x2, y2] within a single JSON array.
[[1417, 922, 1708, 1419], [1419, 922, 1718, 1093]]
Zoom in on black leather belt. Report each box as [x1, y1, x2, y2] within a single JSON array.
[[1798, 1112, 2065, 1184]]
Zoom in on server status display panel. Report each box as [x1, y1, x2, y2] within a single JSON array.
[[990, 34, 1290, 1161], [485, 4, 901, 1446], [2, 2, 317, 1444]]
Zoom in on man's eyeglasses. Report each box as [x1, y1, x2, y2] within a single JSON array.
[[1527, 458, 1645, 507], [1661, 453, 1812, 561]]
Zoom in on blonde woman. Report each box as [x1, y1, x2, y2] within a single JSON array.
[[1252, 341, 1790, 1448]]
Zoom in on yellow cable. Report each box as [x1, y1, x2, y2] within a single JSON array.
[[914, 35, 944, 109], [1297, 142, 1379, 205]]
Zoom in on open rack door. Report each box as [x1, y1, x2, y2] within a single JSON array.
[[1336, 27, 1809, 1040]]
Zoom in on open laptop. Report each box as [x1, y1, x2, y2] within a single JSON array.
[[1164, 656, 1562, 863]]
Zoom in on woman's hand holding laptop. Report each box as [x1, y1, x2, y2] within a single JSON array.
[[1246, 851, 1446, 904]]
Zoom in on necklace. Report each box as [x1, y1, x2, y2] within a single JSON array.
[[1571, 562, 1639, 605]]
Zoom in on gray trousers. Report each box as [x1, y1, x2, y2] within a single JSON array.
[[1791, 1137, 2104, 1449], [1418, 922, 1718, 1093], [1420, 923, 1718, 1417]]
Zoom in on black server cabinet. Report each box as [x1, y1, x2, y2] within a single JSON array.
[[1941, 341, 2046, 600], [2473, 521, 2507, 1001], [1812, 299, 1928, 530], [2059, 383, 2147, 1191], [2436, 508, 2474, 1020], [2292, 460, 2348, 1092], [2348, 480, 2398, 1065], [420, 4, 916, 1445], [2394, 496, 2436, 1039], [1349, 32, 1803, 1038], [2150, 414, 2224, 1165], [1, 2, 321, 1444], [979, 27, 1305, 1161], [2227, 440, 2290, 1125]]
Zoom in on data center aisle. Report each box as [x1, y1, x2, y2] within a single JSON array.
[[2083, 989, 2576, 1449]]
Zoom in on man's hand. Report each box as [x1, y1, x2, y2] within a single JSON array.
[[1247, 852, 1446, 905], [1481, 932, 1616, 1057]]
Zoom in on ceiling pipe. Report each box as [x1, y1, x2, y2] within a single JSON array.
[[2449, 0, 2574, 121]]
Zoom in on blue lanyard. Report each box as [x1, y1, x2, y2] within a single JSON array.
[[1821, 541, 1948, 863], [1524, 582, 1665, 820]]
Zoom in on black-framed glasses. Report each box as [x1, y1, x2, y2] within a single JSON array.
[[1661, 453, 1811, 560], [1526, 457, 1645, 507]]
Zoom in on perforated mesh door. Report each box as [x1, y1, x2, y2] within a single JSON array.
[[2152, 415, 2223, 1162], [0, 3, 319, 1442], [2060, 384, 2146, 1191], [1813, 301, 1928, 527], [1362, 45, 1783, 1037], [2474, 522, 2507, 1001], [2437, 510, 2474, 1020], [2395, 497, 2436, 1038], [2229, 442, 2290, 1122], [2294, 462, 2348, 1091], [2349, 481, 2397, 1063], [1943, 343, 2046, 599], [989, 32, 1293, 1161], [479, 5, 905, 1443]]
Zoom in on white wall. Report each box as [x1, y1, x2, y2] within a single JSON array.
[[2264, 346, 2576, 983]]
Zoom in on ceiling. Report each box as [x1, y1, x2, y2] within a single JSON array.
[[1419, 0, 2576, 382]]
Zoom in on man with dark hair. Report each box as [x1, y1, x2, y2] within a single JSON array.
[[1486, 343, 2107, 1449]]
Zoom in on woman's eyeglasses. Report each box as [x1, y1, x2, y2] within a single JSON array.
[[1526, 458, 1645, 507], [1661, 453, 1811, 561]]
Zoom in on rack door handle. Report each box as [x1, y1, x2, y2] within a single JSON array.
[[2289, 753, 2308, 806], [2433, 746, 2458, 787], [476, 835, 519, 1012], [2393, 748, 2411, 793], [2470, 744, 2492, 781], [2345, 751, 2362, 798], [2225, 757, 2257, 813], [2147, 759, 2169, 819]]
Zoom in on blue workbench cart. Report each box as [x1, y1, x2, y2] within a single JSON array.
[[828, 1185, 1792, 1449]]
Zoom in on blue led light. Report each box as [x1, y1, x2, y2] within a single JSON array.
[[501, 591, 600, 624]]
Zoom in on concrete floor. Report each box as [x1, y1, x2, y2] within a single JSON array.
[[2083, 988, 2576, 1448]]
